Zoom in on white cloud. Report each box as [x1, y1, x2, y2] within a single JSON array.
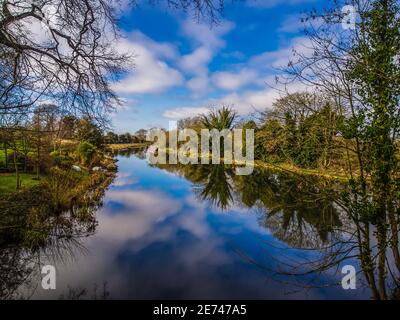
[[249, 36, 313, 69], [112, 172, 138, 187], [180, 47, 214, 75], [162, 33, 315, 119], [163, 80, 308, 119], [112, 32, 184, 94], [163, 106, 210, 119], [212, 69, 258, 91], [225, 79, 309, 114], [186, 74, 210, 96], [129, 31, 179, 60], [179, 19, 235, 96], [98, 189, 182, 241], [110, 11, 319, 130], [112, 20, 235, 97], [218, 89, 280, 114], [110, 97, 137, 117], [181, 19, 234, 50]]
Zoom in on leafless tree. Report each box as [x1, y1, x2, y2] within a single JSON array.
[[0, 0, 227, 127]]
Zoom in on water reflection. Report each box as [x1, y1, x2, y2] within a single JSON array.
[[0, 148, 399, 299], [0, 206, 99, 299], [157, 163, 345, 249], [0, 173, 106, 299], [156, 160, 400, 299]]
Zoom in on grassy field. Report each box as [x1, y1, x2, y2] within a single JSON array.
[[0, 173, 42, 194], [0, 149, 12, 164]]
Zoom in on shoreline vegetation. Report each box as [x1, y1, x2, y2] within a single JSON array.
[[154, 147, 361, 182], [0, 152, 117, 248], [0, 128, 151, 253], [106, 143, 151, 153], [254, 161, 354, 182], [0, 119, 151, 197], [0, 118, 122, 249]]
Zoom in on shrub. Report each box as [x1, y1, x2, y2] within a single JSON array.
[[24, 207, 50, 248], [43, 167, 83, 211], [77, 141, 97, 165], [50, 151, 74, 168]]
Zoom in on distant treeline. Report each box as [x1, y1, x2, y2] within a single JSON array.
[[104, 130, 148, 144], [176, 92, 353, 172]]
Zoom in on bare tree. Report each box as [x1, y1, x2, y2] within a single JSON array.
[[0, 0, 227, 126]]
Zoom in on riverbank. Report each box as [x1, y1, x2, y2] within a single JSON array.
[[254, 161, 353, 182], [155, 147, 354, 182], [0, 157, 117, 203], [0, 138, 120, 196], [0, 157, 118, 248], [106, 143, 150, 152]]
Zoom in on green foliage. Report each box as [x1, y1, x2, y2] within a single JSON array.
[[77, 141, 97, 165], [337, 113, 367, 140], [60, 115, 78, 139], [118, 133, 134, 143], [104, 131, 119, 144], [257, 93, 339, 168], [345, 0, 400, 222], [24, 207, 51, 248], [42, 167, 83, 211], [75, 118, 104, 147], [0, 149, 11, 168], [135, 129, 148, 143], [50, 151, 74, 168], [241, 120, 257, 154], [198, 165, 235, 210], [0, 173, 42, 194], [178, 116, 205, 133], [201, 106, 237, 130], [255, 119, 284, 163], [0, 165, 114, 252]]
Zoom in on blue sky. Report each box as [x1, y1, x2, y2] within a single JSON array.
[[111, 0, 325, 133]]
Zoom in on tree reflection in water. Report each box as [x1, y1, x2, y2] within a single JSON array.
[[157, 162, 400, 299], [0, 186, 103, 299], [1, 147, 398, 300]]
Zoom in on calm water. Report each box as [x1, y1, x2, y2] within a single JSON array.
[[15, 151, 373, 299]]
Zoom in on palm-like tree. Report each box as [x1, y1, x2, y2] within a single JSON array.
[[201, 106, 237, 130]]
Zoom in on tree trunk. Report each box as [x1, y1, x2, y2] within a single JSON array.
[[387, 206, 400, 272], [23, 137, 27, 172], [36, 116, 41, 180], [377, 222, 388, 300], [13, 147, 20, 190], [4, 141, 8, 169]]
